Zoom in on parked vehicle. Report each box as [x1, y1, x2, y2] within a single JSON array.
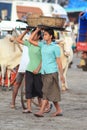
[[0, 0, 67, 21]]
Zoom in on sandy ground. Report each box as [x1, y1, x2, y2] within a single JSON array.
[[0, 54, 87, 130]]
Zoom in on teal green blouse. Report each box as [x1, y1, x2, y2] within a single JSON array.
[[38, 40, 61, 74], [24, 40, 41, 73]]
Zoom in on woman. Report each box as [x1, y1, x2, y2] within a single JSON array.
[[16, 28, 43, 113], [29, 27, 65, 117]]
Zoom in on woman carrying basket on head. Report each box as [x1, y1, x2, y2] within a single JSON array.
[[29, 27, 65, 117]]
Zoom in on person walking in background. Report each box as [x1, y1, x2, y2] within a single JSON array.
[[10, 42, 29, 109], [29, 27, 65, 117]]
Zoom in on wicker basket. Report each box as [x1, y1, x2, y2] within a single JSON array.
[[40, 16, 66, 28], [27, 14, 66, 28], [27, 14, 41, 27]]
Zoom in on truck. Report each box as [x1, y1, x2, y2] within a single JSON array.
[[0, 0, 67, 21]]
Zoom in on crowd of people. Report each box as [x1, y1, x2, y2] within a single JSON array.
[[10, 26, 65, 117], [9, 20, 87, 118]]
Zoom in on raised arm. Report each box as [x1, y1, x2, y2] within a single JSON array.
[[16, 29, 29, 44], [29, 28, 40, 46]]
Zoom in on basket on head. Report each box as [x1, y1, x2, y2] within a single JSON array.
[[40, 16, 66, 28], [27, 13, 42, 27], [27, 14, 66, 28]]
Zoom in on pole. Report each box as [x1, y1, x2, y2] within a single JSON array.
[[55, 0, 58, 4]]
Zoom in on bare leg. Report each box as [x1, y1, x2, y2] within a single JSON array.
[[27, 99, 32, 111], [51, 102, 62, 117], [22, 98, 32, 113], [37, 97, 42, 108], [44, 100, 52, 113], [11, 82, 20, 108], [34, 99, 48, 116], [36, 98, 52, 113]]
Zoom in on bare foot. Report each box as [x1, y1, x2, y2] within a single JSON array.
[[51, 110, 63, 117], [22, 109, 32, 113], [34, 111, 44, 117], [10, 104, 15, 109]]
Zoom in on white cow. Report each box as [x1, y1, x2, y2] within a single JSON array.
[[56, 29, 74, 91], [0, 21, 28, 89], [0, 31, 23, 89]]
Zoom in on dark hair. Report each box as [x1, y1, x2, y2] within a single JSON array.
[[31, 28, 42, 40], [44, 27, 55, 40]]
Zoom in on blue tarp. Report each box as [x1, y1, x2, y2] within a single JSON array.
[[64, 0, 87, 12], [77, 11, 87, 51], [80, 12, 87, 20], [77, 11, 87, 42]]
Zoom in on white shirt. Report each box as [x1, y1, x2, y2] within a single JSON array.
[[18, 46, 29, 73]]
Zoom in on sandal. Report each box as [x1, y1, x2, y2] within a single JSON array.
[[22, 109, 32, 113], [34, 113, 44, 117]]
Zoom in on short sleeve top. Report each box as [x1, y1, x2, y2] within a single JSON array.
[[38, 40, 61, 74], [24, 40, 42, 73]]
